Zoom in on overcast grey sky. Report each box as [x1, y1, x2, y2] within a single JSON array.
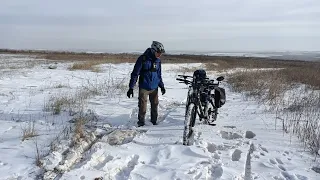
[[1, 0, 320, 52]]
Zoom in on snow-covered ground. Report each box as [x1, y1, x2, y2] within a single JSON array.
[[0, 54, 319, 180]]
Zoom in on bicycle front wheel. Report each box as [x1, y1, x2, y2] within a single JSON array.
[[183, 103, 197, 146]]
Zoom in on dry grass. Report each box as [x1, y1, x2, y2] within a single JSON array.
[[226, 63, 320, 155], [216, 59, 320, 90], [73, 117, 86, 142], [226, 69, 291, 105], [68, 60, 106, 72], [278, 65, 320, 89], [278, 90, 320, 154], [21, 121, 38, 141], [34, 139, 43, 167], [44, 75, 127, 116], [44, 95, 75, 115]]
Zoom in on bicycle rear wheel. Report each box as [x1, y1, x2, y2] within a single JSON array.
[[183, 103, 197, 146]]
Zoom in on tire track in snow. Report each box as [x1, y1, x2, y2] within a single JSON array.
[[41, 128, 116, 180], [57, 99, 181, 179]]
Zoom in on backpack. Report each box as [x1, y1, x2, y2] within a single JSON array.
[[140, 55, 157, 73], [138, 55, 157, 85]]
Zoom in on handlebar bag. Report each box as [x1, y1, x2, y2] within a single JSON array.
[[193, 69, 207, 82]]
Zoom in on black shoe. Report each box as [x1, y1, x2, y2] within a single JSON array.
[[137, 121, 145, 127], [151, 121, 158, 125]]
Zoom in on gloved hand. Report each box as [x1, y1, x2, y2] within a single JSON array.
[[161, 87, 166, 95], [127, 89, 133, 98]]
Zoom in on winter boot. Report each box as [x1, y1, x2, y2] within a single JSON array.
[[137, 120, 145, 127]]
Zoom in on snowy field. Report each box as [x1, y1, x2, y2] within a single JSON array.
[[0, 54, 319, 180]]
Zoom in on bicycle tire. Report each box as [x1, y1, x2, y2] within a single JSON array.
[[183, 103, 197, 146]]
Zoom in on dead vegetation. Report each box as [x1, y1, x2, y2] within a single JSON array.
[[221, 60, 320, 156], [21, 121, 38, 141], [73, 116, 87, 142], [68, 61, 102, 72]]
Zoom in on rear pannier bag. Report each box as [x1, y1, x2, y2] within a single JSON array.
[[214, 87, 226, 108]]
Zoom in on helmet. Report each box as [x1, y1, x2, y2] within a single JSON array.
[[151, 41, 165, 53]]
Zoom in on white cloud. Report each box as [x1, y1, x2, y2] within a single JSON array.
[[1, 0, 319, 52]]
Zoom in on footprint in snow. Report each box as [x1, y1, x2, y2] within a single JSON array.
[[206, 142, 217, 153], [212, 153, 220, 160], [258, 144, 268, 153], [275, 158, 283, 164], [295, 174, 308, 180], [282, 151, 290, 157], [253, 154, 260, 159], [187, 160, 223, 180], [101, 154, 139, 179], [219, 131, 243, 140], [273, 175, 285, 180], [94, 155, 114, 170], [284, 151, 290, 155], [114, 154, 139, 179], [231, 149, 242, 161], [269, 159, 277, 165], [244, 130, 256, 139], [280, 171, 305, 180], [278, 165, 286, 171], [204, 143, 221, 159]]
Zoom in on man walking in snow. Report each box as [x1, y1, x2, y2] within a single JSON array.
[[127, 41, 166, 127]]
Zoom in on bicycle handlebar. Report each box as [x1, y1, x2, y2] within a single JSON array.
[[176, 77, 219, 87]]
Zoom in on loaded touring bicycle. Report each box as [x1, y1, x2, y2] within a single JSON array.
[[176, 69, 226, 146]]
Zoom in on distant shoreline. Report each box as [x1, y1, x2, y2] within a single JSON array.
[[0, 48, 319, 62]]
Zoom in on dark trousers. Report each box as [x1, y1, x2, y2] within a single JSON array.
[[138, 88, 159, 123]]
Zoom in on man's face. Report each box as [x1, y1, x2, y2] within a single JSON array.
[[155, 52, 162, 58]]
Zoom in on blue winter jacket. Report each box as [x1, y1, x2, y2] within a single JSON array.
[[129, 48, 164, 91]]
